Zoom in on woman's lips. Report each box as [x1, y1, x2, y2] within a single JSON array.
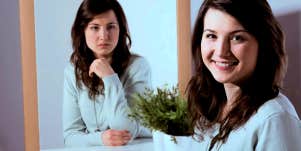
[[213, 60, 238, 71], [97, 43, 110, 48]]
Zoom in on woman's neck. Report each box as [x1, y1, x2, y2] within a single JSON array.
[[221, 83, 241, 119], [224, 83, 241, 105]]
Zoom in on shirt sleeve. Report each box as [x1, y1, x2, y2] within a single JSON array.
[[255, 112, 301, 151], [62, 64, 104, 147], [102, 57, 152, 139]]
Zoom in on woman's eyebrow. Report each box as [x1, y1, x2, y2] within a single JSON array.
[[229, 29, 249, 34], [203, 29, 248, 34], [203, 29, 216, 33]]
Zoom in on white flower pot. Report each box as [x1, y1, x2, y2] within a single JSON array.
[[152, 131, 200, 151]]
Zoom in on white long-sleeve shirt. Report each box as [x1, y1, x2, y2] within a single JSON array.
[[195, 93, 301, 151], [63, 56, 152, 147]]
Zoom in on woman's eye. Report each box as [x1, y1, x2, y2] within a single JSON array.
[[107, 24, 118, 30], [205, 34, 217, 39], [107, 25, 115, 30], [231, 35, 245, 42], [90, 26, 99, 31]]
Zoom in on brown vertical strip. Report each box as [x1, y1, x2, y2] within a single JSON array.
[[19, 0, 40, 150], [177, 0, 192, 96]]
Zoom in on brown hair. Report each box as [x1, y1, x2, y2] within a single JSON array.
[[70, 0, 131, 100], [186, 0, 287, 149]]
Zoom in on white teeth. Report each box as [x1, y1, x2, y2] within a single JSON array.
[[215, 61, 236, 67]]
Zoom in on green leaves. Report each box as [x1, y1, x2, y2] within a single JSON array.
[[129, 86, 193, 136]]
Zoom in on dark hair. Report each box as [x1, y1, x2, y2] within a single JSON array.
[[70, 0, 132, 100], [187, 0, 287, 149]]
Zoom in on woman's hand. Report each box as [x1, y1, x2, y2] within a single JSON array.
[[101, 129, 132, 146], [89, 58, 115, 78]]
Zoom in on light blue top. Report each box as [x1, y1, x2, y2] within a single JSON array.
[[194, 93, 301, 151], [62, 56, 152, 147]]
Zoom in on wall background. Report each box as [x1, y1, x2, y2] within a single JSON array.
[[35, 0, 177, 149], [0, 0, 25, 151], [191, 0, 301, 117]]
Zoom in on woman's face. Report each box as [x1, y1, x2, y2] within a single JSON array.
[[201, 8, 258, 85], [84, 10, 120, 59]]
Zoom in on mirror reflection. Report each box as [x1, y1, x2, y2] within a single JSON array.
[[35, 0, 177, 149]]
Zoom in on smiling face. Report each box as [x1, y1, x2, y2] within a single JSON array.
[[84, 10, 120, 59], [201, 8, 259, 85]]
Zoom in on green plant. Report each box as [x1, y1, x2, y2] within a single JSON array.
[[129, 86, 193, 138]]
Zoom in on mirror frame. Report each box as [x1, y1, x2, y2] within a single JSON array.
[[21, 0, 191, 150], [177, 0, 192, 94], [19, 0, 39, 151]]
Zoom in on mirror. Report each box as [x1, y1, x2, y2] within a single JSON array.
[[34, 0, 180, 149]]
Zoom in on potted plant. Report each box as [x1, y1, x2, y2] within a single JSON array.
[[129, 86, 199, 151]]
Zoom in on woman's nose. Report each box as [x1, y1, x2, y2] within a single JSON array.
[[98, 27, 109, 40], [215, 39, 231, 57]]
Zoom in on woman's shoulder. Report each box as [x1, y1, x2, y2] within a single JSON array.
[[242, 93, 300, 131], [255, 93, 299, 121], [128, 54, 150, 68], [64, 62, 75, 77], [126, 54, 151, 73]]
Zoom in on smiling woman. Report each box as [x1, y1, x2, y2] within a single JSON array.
[[201, 8, 259, 85], [187, 0, 301, 150]]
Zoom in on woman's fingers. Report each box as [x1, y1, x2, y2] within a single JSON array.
[[89, 58, 114, 78], [102, 129, 132, 146]]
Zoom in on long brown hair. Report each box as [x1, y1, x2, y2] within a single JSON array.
[[70, 0, 132, 100], [186, 0, 287, 149]]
